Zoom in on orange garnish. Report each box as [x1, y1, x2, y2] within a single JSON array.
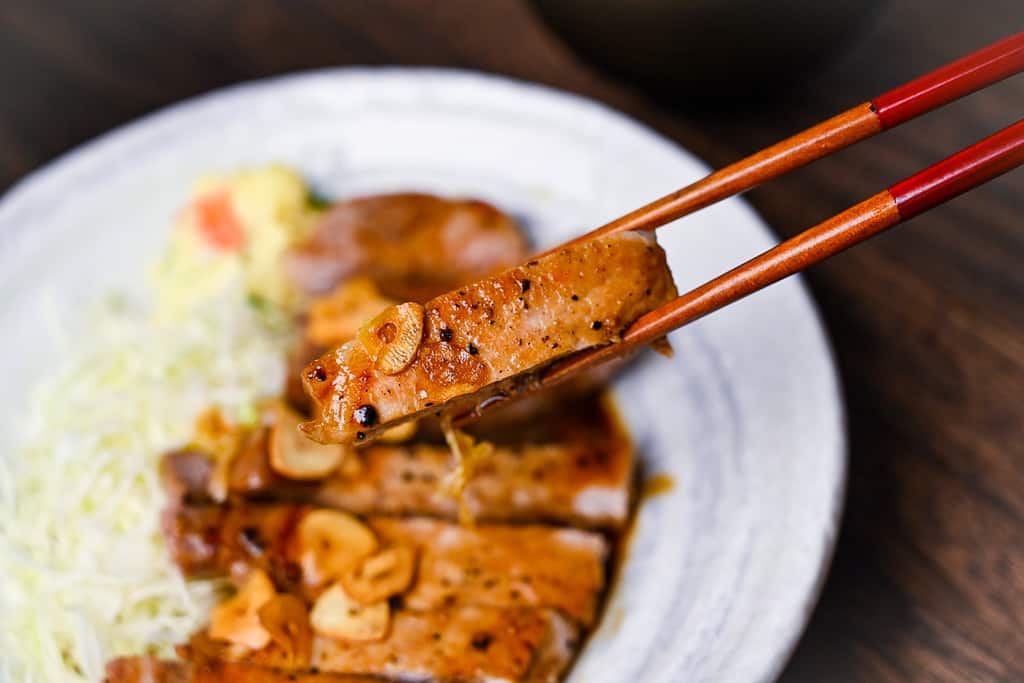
[[194, 190, 245, 251]]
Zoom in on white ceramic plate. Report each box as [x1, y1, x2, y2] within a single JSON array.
[[0, 69, 844, 682]]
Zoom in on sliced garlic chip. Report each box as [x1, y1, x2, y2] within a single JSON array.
[[297, 510, 378, 588], [209, 568, 276, 651], [357, 302, 424, 375], [341, 546, 417, 605], [258, 594, 313, 667], [310, 582, 390, 642], [193, 406, 245, 503], [307, 277, 396, 348], [269, 404, 348, 480]]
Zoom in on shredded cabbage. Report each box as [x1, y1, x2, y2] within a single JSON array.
[[0, 289, 293, 682]]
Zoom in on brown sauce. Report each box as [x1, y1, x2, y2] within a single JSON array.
[[641, 473, 675, 500]]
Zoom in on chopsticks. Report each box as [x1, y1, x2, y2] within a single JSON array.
[[518, 33, 1024, 400], [544, 118, 1024, 386], [549, 33, 1024, 253]]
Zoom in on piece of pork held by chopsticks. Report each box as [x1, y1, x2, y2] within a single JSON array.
[[301, 230, 677, 445], [284, 193, 529, 409], [165, 504, 607, 626], [161, 395, 634, 529]]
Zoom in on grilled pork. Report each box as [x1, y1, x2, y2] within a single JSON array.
[[161, 400, 633, 530], [371, 517, 606, 625], [286, 193, 528, 302], [180, 606, 577, 683], [306, 606, 577, 683], [301, 230, 676, 445], [164, 504, 607, 625], [314, 436, 631, 530]]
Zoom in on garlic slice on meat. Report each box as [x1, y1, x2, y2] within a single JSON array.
[[341, 546, 417, 605], [307, 277, 396, 348], [297, 509, 379, 588], [358, 302, 424, 375], [269, 404, 348, 480], [209, 568, 276, 650], [193, 407, 246, 503], [258, 594, 313, 667], [310, 582, 390, 642]]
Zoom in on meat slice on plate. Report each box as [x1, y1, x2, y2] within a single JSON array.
[[104, 657, 380, 683], [306, 606, 577, 683], [181, 606, 577, 683], [370, 517, 607, 625], [313, 435, 632, 530], [301, 230, 677, 444], [164, 504, 608, 624], [286, 193, 528, 302], [161, 395, 634, 529]]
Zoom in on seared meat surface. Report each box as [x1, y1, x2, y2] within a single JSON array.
[[182, 607, 576, 683], [302, 231, 676, 444], [164, 504, 607, 624], [287, 193, 528, 302], [314, 437, 631, 530], [306, 606, 576, 683], [371, 518, 607, 625], [285, 194, 527, 411], [161, 394, 633, 529]]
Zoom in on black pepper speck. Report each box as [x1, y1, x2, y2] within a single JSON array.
[[520, 279, 531, 292], [353, 404, 378, 427], [591, 321, 603, 330], [440, 328, 454, 342], [467, 344, 478, 355], [471, 633, 494, 651]]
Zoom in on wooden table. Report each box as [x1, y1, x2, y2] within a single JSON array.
[[2, 2, 1022, 680]]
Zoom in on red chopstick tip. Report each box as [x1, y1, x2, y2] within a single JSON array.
[[872, 33, 1024, 129], [890, 119, 1024, 220]]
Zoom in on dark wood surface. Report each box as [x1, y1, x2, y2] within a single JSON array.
[[2, 2, 1023, 681]]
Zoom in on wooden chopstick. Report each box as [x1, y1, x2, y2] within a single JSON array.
[[543, 119, 1024, 388], [453, 35, 1024, 426], [549, 32, 1024, 253]]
